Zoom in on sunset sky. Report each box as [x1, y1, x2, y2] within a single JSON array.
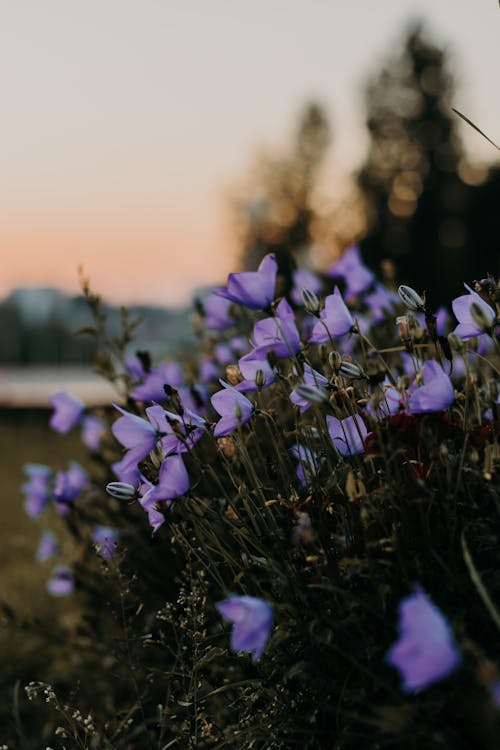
[[1, 1, 499, 307]]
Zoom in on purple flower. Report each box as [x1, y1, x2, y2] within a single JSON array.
[[139, 454, 190, 508], [36, 530, 59, 562], [291, 444, 320, 486], [203, 291, 235, 330], [81, 415, 106, 451], [112, 446, 143, 486], [236, 350, 275, 392], [215, 253, 277, 310], [199, 356, 220, 383], [211, 382, 254, 437], [364, 284, 398, 323], [22, 464, 52, 519], [452, 284, 496, 340], [158, 408, 206, 455], [49, 391, 84, 433], [290, 268, 322, 306], [251, 299, 301, 358], [290, 364, 328, 413], [111, 405, 158, 463], [216, 595, 273, 661], [326, 414, 367, 457], [386, 586, 461, 692], [132, 362, 183, 402], [91, 525, 119, 560], [309, 287, 354, 343], [53, 462, 88, 512], [326, 245, 375, 296], [214, 343, 234, 366], [125, 355, 146, 381], [408, 360, 454, 414], [47, 565, 74, 597]]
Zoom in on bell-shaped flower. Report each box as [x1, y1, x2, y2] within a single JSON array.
[[452, 283, 496, 340], [251, 298, 301, 358], [386, 586, 461, 692], [22, 464, 52, 519], [214, 253, 277, 310], [364, 283, 398, 323], [53, 462, 88, 513], [203, 291, 235, 330], [214, 342, 234, 366], [111, 404, 159, 460], [309, 287, 354, 343], [36, 530, 59, 562], [81, 415, 106, 451], [236, 350, 275, 392], [290, 364, 328, 413], [91, 525, 119, 560], [326, 245, 375, 296], [408, 360, 454, 414], [158, 408, 206, 455], [290, 267, 323, 307], [211, 382, 254, 437], [132, 361, 183, 402], [111, 445, 144, 486], [47, 565, 74, 597], [216, 595, 273, 662], [49, 391, 84, 433], [326, 414, 368, 457], [139, 454, 190, 509], [291, 444, 320, 486], [199, 356, 220, 383]]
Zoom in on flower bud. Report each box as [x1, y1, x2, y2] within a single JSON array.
[[254, 369, 266, 388], [301, 287, 320, 315], [106, 482, 137, 500], [328, 351, 342, 372], [338, 360, 366, 379], [398, 285, 425, 312], [294, 383, 328, 405], [469, 301, 494, 333], [447, 332, 464, 353]]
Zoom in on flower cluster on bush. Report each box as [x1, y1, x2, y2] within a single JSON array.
[[11, 248, 500, 748]]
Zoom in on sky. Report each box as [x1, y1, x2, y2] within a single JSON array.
[[0, 0, 499, 307]]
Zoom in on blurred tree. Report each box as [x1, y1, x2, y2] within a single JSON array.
[[236, 102, 331, 290], [357, 22, 476, 306]]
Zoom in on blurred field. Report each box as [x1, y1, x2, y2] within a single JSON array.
[[0, 409, 86, 612]]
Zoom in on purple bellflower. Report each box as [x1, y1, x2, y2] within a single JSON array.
[[364, 283, 398, 323], [251, 298, 301, 358], [111, 404, 159, 476], [47, 565, 74, 597], [386, 586, 461, 692], [199, 356, 220, 383], [158, 408, 206, 455], [132, 361, 183, 402], [22, 464, 52, 519], [211, 382, 254, 437], [214, 342, 234, 366], [139, 454, 190, 509], [452, 283, 496, 340], [291, 444, 320, 486], [53, 462, 88, 513], [36, 530, 59, 562], [326, 414, 368, 457], [290, 268, 323, 307], [124, 355, 146, 382], [203, 291, 235, 330], [215, 253, 277, 310], [49, 391, 85, 433], [81, 415, 106, 451], [290, 364, 328, 413], [326, 245, 375, 296], [91, 525, 119, 560], [408, 360, 454, 414], [236, 350, 275, 392], [216, 595, 273, 662], [309, 287, 354, 344]]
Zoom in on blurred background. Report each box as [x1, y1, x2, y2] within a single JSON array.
[[0, 1, 499, 586]]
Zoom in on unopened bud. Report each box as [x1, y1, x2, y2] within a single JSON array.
[[254, 369, 266, 388], [398, 285, 425, 312], [447, 332, 464, 353], [328, 351, 342, 372], [470, 301, 494, 332], [106, 482, 137, 500], [338, 360, 366, 379], [301, 287, 320, 315], [294, 383, 328, 405]]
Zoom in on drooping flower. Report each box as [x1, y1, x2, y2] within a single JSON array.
[[36, 530, 59, 562], [386, 586, 461, 692], [216, 595, 273, 661], [309, 287, 354, 343], [22, 464, 52, 519], [214, 253, 277, 310], [452, 283, 496, 340], [251, 298, 301, 358], [91, 525, 119, 560], [81, 415, 106, 451], [111, 405, 159, 470], [131, 361, 183, 402], [49, 391, 84, 433], [139, 454, 190, 509], [326, 245, 375, 296], [236, 350, 275, 392], [47, 565, 74, 597], [326, 414, 368, 457], [290, 364, 328, 413], [211, 382, 254, 437], [408, 360, 454, 414]]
